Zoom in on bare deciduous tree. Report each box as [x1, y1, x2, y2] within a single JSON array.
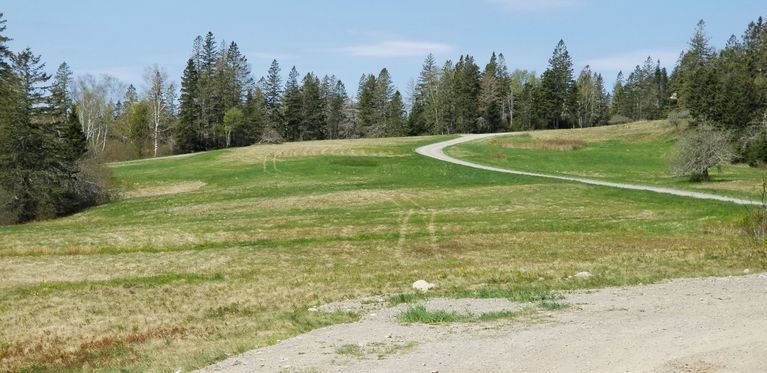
[[672, 122, 733, 181], [73, 74, 124, 152], [144, 65, 175, 158]]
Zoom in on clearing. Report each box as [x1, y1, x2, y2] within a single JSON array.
[[0, 120, 765, 371]]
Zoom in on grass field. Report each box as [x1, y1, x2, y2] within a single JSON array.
[[447, 120, 767, 200], [0, 123, 765, 371]]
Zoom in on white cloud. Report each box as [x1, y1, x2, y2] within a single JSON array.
[[487, 0, 580, 11], [585, 49, 681, 74], [343, 40, 455, 58]]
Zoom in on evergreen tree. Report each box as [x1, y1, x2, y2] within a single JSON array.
[[453, 55, 481, 133], [300, 73, 325, 140], [48, 62, 72, 125], [410, 53, 441, 135], [325, 79, 348, 139], [539, 40, 575, 128], [282, 66, 303, 141], [356, 74, 378, 137], [176, 58, 200, 152], [237, 88, 267, 146], [263, 59, 283, 128], [479, 52, 503, 132], [385, 91, 406, 136]]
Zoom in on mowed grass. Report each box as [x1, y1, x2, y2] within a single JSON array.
[[0, 130, 764, 371], [447, 120, 767, 200]]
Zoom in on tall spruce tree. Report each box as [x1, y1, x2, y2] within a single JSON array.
[[539, 40, 575, 128], [300, 73, 325, 140], [282, 66, 302, 141], [263, 59, 283, 128], [453, 55, 481, 133], [176, 58, 200, 152]]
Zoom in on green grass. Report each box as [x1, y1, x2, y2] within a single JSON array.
[[398, 305, 533, 324], [446, 120, 767, 200], [0, 129, 764, 371], [399, 305, 475, 323], [335, 343, 364, 357]]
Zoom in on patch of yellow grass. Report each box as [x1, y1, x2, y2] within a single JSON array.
[[123, 181, 207, 198], [219, 136, 427, 165], [521, 120, 673, 143], [492, 138, 586, 151]]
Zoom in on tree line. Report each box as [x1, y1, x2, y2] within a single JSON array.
[[0, 13, 107, 224]]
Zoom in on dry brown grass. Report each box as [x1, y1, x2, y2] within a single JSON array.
[[123, 181, 207, 198], [528, 120, 673, 143], [219, 136, 427, 165], [492, 138, 586, 151]]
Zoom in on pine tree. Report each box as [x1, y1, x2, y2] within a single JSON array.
[[385, 91, 406, 136], [237, 88, 266, 146], [453, 55, 481, 133], [325, 79, 348, 139], [411, 53, 441, 135], [300, 73, 325, 140], [375, 68, 395, 128], [282, 66, 303, 141], [176, 58, 200, 152], [48, 62, 72, 125], [356, 74, 378, 137], [539, 40, 575, 128], [479, 52, 503, 132], [263, 59, 283, 128]]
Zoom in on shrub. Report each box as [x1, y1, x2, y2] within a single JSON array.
[[672, 122, 734, 181]]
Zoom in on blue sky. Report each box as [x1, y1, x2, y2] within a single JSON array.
[[2, 0, 764, 96]]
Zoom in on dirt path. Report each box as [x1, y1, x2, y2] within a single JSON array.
[[199, 274, 767, 372], [416, 133, 759, 205]]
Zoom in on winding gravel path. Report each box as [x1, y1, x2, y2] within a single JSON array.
[[416, 133, 759, 205]]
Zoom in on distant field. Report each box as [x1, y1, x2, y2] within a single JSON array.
[[447, 120, 767, 200], [0, 125, 764, 371]]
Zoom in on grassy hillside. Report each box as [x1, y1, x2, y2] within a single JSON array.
[[447, 120, 766, 200], [0, 127, 764, 371]]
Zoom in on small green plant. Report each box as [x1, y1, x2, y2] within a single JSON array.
[[335, 344, 364, 357], [387, 293, 426, 305], [537, 300, 569, 310], [399, 305, 536, 324], [399, 305, 473, 323]]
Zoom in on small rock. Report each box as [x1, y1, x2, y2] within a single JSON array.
[[574, 271, 593, 279], [412, 280, 436, 292], [537, 277, 545, 281], [174, 369, 182, 373], [308, 307, 318, 312], [744, 269, 750, 274]]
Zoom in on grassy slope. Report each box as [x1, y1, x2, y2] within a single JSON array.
[[447, 120, 767, 200], [0, 130, 764, 371]]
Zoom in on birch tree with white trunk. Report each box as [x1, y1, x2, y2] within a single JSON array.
[[144, 66, 175, 158]]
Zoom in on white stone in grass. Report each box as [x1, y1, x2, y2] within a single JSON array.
[[574, 271, 593, 279], [412, 280, 436, 292], [744, 269, 750, 274]]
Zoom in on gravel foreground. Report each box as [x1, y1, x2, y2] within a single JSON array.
[[198, 274, 767, 372]]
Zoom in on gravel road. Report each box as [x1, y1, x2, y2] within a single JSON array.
[[199, 274, 767, 372]]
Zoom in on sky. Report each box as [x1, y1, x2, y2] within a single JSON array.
[[2, 0, 765, 97]]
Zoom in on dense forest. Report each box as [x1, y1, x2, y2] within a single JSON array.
[[1, 11, 767, 223]]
